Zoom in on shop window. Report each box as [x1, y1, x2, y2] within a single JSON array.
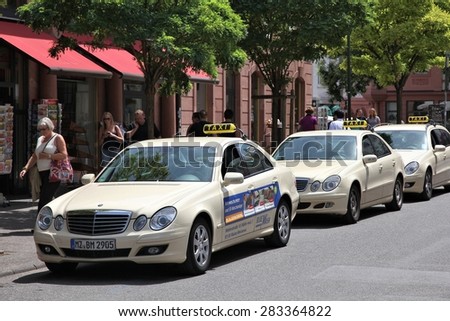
[[58, 80, 96, 177], [407, 100, 432, 116], [226, 70, 236, 115], [386, 101, 397, 123], [123, 82, 145, 126]]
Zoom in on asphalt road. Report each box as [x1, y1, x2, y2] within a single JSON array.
[[1, 189, 450, 301]]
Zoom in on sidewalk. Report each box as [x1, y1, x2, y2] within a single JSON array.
[[0, 195, 45, 277]]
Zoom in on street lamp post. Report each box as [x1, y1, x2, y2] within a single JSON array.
[[346, 30, 352, 118], [445, 52, 449, 128]]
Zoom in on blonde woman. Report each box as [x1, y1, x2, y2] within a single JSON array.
[[367, 108, 381, 128], [20, 117, 69, 212], [99, 112, 124, 167]]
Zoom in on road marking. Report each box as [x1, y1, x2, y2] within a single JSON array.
[[315, 265, 450, 286]]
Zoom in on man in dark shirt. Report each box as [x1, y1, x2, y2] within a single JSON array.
[[125, 109, 160, 144], [186, 109, 210, 137], [218, 109, 237, 137]]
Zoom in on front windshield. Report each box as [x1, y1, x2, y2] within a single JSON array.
[[97, 146, 216, 182], [273, 136, 357, 161], [377, 130, 427, 150]]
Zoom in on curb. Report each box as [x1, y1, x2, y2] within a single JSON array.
[[0, 261, 45, 278]]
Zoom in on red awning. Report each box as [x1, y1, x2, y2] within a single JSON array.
[[186, 68, 218, 84], [79, 45, 144, 81], [79, 45, 216, 83], [0, 21, 112, 78]]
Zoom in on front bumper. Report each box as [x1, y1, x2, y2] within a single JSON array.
[[296, 191, 348, 215], [33, 225, 190, 265]]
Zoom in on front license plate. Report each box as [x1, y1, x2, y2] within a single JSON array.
[[70, 239, 116, 251]]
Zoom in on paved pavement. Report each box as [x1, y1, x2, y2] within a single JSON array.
[[0, 195, 45, 277]]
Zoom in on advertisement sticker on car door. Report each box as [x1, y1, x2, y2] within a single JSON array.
[[224, 182, 280, 225]]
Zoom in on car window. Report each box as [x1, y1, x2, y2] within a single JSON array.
[[225, 143, 273, 178], [222, 144, 242, 177], [272, 136, 357, 161], [434, 129, 450, 146], [377, 130, 427, 150], [96, 146, 215, 182], [441, 129, 450, 146], [362, 136, 375, 156], [368, 134, 391, 158]]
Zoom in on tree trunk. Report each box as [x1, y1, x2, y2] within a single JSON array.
[[396, 87, 403, 124], [271, 95, 281, 152], [145, 79, 156, 139]]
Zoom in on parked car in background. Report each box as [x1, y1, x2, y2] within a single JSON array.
[[33, 124, 299, 275], [374, 116, 450, 200], [272, 127, 405, 223]]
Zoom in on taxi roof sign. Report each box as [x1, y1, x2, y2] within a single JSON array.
[[343, 120, 368, 128], [408, 116, 429, 123], [203, 123, 237, 134]]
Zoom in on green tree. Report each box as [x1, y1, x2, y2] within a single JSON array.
[[350, 0, 450, 123], [230, 0, 365, 145], [318, 58, 371, 105], [18, 0, 247, 138]]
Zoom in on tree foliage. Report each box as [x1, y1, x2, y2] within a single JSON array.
[[18, 0, 247, 138], [318, 58, 371, 103], [350, 0, 450, 123], [230, 0, 366, 144]]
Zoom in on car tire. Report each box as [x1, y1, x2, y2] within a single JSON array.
[[264, 199, 291, 247], [45, 262, 78, 273], [385, 176, 403, 211], [419, 169, 432, 201], [181, 218, 211, 275], [344, 184, 360, 224]]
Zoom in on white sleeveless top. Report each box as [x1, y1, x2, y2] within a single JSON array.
[[35, 134, 58, 171]]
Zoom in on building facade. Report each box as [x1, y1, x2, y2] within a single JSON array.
[[0, 17, 313, 196]]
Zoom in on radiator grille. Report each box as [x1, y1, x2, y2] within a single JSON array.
[[67, 210, 132, 236]]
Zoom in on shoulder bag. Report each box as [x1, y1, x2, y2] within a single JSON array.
[[49, 135, 74, 184]]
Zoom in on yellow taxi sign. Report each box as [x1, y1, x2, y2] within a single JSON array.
[[343, 120, 368, 128], [203, 123, 237, 134], [408, 116, 429, 123]]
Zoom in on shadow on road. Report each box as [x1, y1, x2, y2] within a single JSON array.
[[12, 239, 273, 285]]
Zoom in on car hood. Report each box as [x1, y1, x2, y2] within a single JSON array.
[[394, 150, 427, 164], [277, 160, 358, 179], [50, 182, 211, 216]]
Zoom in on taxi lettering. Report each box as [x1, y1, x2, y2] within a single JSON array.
[[203, 123, 236, 134]]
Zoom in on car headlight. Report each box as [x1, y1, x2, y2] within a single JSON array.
[[322, 175, 341, 192], [150, 207, 177, 231], [37, 206, 53, 230], [54, 215, 64, 231], [404, 161, 419, 175], [310, 180, 321, 192], [134, 215, 148, 231]]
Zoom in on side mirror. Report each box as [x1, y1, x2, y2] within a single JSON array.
[[362, 154, 377, 164], [81, 173, 96, 185], [434, 144, 446, 152], [223, 172, 244, 186]]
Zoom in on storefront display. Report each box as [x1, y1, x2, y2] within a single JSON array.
[[0, 104, 13, 174], [28, 98, 62, 152]]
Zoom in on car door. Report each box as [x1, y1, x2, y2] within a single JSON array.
[[431, 128, 450, 184], [221, 142, 278, 242], [361, 134, 386, 202], [368, 134, 396, 199]]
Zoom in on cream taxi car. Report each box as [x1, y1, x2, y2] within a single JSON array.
[[272, 124, 405, 223], [33, 124, 299, 275], [374, 116, 450, 200]]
